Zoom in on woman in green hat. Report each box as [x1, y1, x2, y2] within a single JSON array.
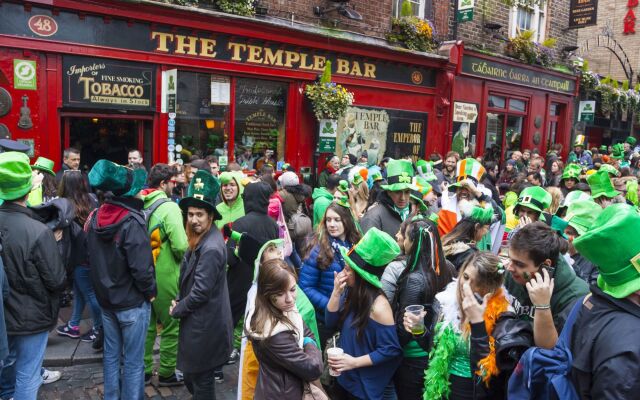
[[442, 205, 494, 271], [28, 156, 58, 206], [325, 228, 403, 399]]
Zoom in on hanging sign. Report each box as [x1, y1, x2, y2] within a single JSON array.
[[13, 60, 37, 90], [163, 69, 177, 113], [568, 0, 598, 28], [457, 0, 474, 22], [318, 119, 337, 153], [578, 100, 596, 122], [453, 102, 478, 123]]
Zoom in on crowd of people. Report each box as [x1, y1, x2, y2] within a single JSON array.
[[0, 133, 638, 400]]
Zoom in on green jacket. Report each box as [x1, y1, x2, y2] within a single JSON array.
[[312, 187, 334, 229], [216, 172, 245, 229], [505, 255, 589, 332], [142, 190, 188, 274]]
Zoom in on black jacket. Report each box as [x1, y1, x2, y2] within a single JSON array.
[[86, 197, 156, 311], [227, 182, 279, 324], [571, 287, 640, 399], [571, 253, 598, 287], [361, 191, 404, 237], [173, 227, 233, 373], [0, 202, 66, 335], [31, 198, 77, 276]]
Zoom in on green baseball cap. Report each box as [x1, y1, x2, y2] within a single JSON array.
[[514, 186, 552, 215], [587, 170, 620, 199], [381, 159, 414, 192], [340, 227, 400, 288], [32, 157, 55, 176], [574, 204, 640, 298], [0, 151, 33, 201], [89, 160, 147, 198], [563, 199, 602, 236]]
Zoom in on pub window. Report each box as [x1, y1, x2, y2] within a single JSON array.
[[509, 2, 546, 42], [485, 94, 528, 164], [488, 95, 506, 109], [392, 0, 427, 18], [174, 72, 230, 164], [234, 78, 287, 170]]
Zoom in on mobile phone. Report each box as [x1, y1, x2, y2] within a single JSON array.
[[540, 263, 556, 279], [473, 292, 484, 305]]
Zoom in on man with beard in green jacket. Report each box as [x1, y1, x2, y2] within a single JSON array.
[[141, 164, 188, 386]]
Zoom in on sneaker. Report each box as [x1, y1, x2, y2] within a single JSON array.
[[42, 369, 61, 384], [144, 373, 153, 385], [80, 327, 98, 342], [56, 323, 80, 339], [214, 370, 224, 383], [158, 372, 184, 387], [92, 327, 104, 352], [226, 348, 240, 365]]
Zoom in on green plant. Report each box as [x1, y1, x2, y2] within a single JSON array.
[[387, 17, 438, 52], [505, 29, 556, 67], [400, 0, 413, 17], [304, 61, 355, 120], [215, 0, 254, 16]]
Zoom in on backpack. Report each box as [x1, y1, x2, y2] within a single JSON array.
[[143, 198, 171, 265], [507, 295, 588, 400]]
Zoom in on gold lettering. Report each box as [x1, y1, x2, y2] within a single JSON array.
[[227, 42, 246, 61], [151, 32, 173, 52], [350, 61, 362, 77], [284, 51, 300, 67], [299, 53, 314, 70], [336, 58, 350, 75], [364, 63, 376, 78], [313, 55, 326, 72], [199, 38, 217, 58], [174, 34, 198, 56], [264, 48, 284, 66], [79, 76, 94, 99], [247, 45, 264, 64]]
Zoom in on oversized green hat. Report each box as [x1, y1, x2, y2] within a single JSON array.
[[561, 164, 582, 181], [610, 143, 625, 160], [449, 158, 486, 191], [32, 157, 55, 176], [514, 186, 552, 215], [179, 170, 222, 219], [411, 177, 433, 212], [598, 164, 619, 177], [564, 199, 602, 236], [574, 204, 640, 298], [416, 159, 438, 182], [88, 159, 146, 197], [381, 159, 415, 191], [0, 151, 33, 201], [340, 227, 400, 288], [467, 205, 494, 225], [587, 170, 620, 199], [558, 190, 591, 213], [626, 136, 637, 146]]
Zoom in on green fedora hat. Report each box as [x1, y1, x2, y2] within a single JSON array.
[[563, 199, 602, 236], [561, 164, 582, 181], [0, 151, 33, 201], [587, 170, 620, 199], [32, 156, 55, 176], [626, 136, 637, 146], [88, 160, 146, 197], [179, 170, 222, 219], [381, 159, 414, 192], [574, 204, 640, 298], [371, 171, 383, 182], [598, 164, 619, 178], [610, 143, 625, 160], [514, 186, 552, 216], [599, 145, 608, 153], [340, 227, 400, 288], [410, 176, 433, 212], [337, 180, 349, 194]]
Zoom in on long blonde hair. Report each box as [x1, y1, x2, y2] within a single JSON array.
[[349, 181, 369, 218], [545, 186, 563, 215]]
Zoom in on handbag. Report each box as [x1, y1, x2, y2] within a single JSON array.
[[303, 380, 329, 400], [277, 201, 293, 257]]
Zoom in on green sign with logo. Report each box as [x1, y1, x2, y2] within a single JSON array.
[[578, 100, 595, 122], [457, 0, 474, 22], [13, 59, 37, 90]]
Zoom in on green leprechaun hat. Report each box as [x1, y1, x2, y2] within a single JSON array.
[[598, 164, 619, 178], [574, 134, 586, 147], [574, 204, 640, 298], [88, 159, 146, 198], [371, 171, 383, 182], [561, 164, 582, 181], [411, 176, 433, 212], [179, 170, 222, 219], [340, 227, 400, 288], [599, 145, 608, 153], [0, 151, 33, 201], [32, 156, 56, 176], [467, 204, 494, 225], [337, 180, 349, 194], [556, 190, 591, 216], [563, 199, 602, 236], [587, 170, 620, 199], [514, 186, 552, 216], [610, 143, 625, 160], [626, 136, 637, 146], [449, 158, 486, 192], [381, 159, 414, 192]]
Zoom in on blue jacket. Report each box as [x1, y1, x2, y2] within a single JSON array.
[[299, 238, 351, 318]]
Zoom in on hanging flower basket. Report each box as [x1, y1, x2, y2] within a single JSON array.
[[304, 61, 354, 120]]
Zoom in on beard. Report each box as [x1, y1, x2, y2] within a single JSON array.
[[457, 198, 480, 218]]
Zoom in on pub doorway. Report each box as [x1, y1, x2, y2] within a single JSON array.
[[62, 114, 153, 172]]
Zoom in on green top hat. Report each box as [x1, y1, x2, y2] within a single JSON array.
[[448, 158, 486, 192], [416, 159, 438, 182], [467, 205, 494, 225], [0, 151, 33, 201], [626, 136, 637, 146], [381, 159, 415, 192], [557, 190, 591, 215], [514, 186, 551, 215], [88, 160, 146, 198], [563, 199, 602, 236], [411, 177, 433, 212], [337, 180, 349, 194], [598, 164, 619, 177], [351, 173, 364, 186], [587, 170, 620, 199], [561, 164, 582, 181], [334, 194, 351, 209], [32, 157, 55, 176], [340, 227, 400, 288], [371, 172, 383, 182], [179, 170, 222, 219], [610, 143, 625, 160], [599, 145, 608, 153], [574, 204, 640, 298]]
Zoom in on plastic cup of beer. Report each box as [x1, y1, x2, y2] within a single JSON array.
[[327, 347, 344, 377], [405, 305, 426, 335]]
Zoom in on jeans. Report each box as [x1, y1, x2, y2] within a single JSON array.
[[102, 302, 151, 400], [184, 368, 216, 400], [70, 266, 103, 329], [393, 356, 428, 400], [0, 332, 48, 400]]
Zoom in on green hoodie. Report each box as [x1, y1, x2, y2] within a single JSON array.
[[216, 172, 245, 229], [312, 187, 334, 229]]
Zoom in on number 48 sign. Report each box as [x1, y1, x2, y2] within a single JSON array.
[[28, 15, 58, 37]]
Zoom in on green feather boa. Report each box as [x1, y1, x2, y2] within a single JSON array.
[[423, 323, 458, 400]]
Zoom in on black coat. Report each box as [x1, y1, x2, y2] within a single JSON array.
[[227, 182, 278, 325], [571, 254, 598, 287], [571, 287, 640, 399], [0, 202, 66, 335], [361, 191, 404, 237], [173, 226, 233, 373]]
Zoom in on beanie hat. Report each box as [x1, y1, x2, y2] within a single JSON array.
[[278, 171, 299, 188]]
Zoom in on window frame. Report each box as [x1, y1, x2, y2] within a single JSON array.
[[392, 0, 426, 18], [509, 1, 547, 42]]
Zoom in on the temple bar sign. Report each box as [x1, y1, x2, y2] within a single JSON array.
[[462, 56, 576, 94]]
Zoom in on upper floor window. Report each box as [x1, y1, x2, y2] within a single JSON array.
[[392, 0, 426, 18], [509, 2, 546, 42]]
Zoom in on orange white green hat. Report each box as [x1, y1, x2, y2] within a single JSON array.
[[448, 158, 486, 192], [411, 176, 433, 212]]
